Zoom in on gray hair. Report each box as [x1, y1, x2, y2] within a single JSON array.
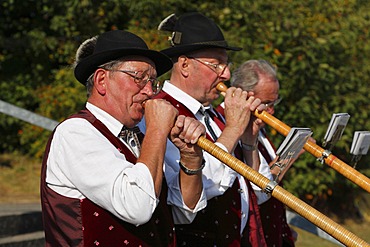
[[85, 59, 128, 97], [231, 60, 277, 91]]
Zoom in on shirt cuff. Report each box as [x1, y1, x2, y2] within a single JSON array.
[[124, 162, 158, 203], [214, 142, 238, 188], [167, 173, 207, 224], [171, 190, 207, 224]]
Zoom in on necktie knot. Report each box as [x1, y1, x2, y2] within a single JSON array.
[[119, 126, 141, 157], [199, 107, 213, 117]]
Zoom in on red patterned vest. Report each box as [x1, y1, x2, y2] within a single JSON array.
[[40, 109, 176, 246], [257, 130, 295, 247], [156, 91, 266, 247], [217, 105, 295, 247]]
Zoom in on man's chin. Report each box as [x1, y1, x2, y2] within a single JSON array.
[[213, 93, 222, 101], [210, 89, 220, 98], [134, 112, 144, 123], [203, 94, 219, 106], [131, 108, 144, 125]]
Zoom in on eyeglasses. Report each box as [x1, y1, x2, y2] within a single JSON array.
[[187, 56, 231, 76], [264, 97, 282, 109], [107, 69, 163, 95]]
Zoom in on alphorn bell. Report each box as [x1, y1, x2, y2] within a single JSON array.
[[216, 82, 370, 193]]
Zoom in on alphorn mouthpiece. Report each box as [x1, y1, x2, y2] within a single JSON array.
[[216, 82, 228, 93]]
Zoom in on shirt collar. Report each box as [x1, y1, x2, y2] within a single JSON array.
[[162, 80, 205, 115], [86, 102, 123, 137]]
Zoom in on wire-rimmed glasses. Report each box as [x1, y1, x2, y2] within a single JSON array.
[[108, 69, 163, 95], [187, 56, 231, 76]]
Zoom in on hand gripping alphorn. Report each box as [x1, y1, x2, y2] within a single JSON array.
[[196, 137, 369, 246], [216, 82, 370, 193]]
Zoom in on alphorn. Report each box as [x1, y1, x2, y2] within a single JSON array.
[[217, 82, 370, 193], [197, 137, 369, 246], [144, 94, 369, 245]]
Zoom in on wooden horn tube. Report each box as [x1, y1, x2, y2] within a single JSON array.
[[197, 136, 369, 247], [217, 82, 370, 193]]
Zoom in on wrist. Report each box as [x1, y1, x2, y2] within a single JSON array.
[[241, 138, 258, 151], [241, 142, 257, 151], [179, 159, 205, 175]]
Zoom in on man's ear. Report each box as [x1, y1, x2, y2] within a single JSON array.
[[178, 55, 190, 77], [93, 68, 108, 95]]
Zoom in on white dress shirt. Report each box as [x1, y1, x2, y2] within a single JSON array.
[[140, 81, 271, 233], [45, 102, 202, 226], [257, 130, 276, 178]]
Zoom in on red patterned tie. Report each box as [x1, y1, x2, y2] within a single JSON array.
[[119, 126, 141, 157]]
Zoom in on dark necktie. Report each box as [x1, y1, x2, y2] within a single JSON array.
[[119, 126, 141, 157], [206, 108, 225, 132], [201, 108, 218, 141], [258, 142, 272, 163], [208, 108, 247, 161]]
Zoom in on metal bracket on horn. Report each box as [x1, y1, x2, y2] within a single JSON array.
[[264, 180, 278, 194], [317, 149, 332, 164]]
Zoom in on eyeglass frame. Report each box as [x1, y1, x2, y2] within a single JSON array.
[[263, 97, 282, 109], [103, 68, 163, 95], [187, 56, 231, 76]]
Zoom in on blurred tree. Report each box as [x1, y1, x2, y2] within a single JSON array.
[[0, 0, 130, 153], [220, 0, 370, 215], [1, 0, 369, 218]]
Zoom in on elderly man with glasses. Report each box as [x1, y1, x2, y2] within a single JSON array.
[[227, 59, 302, 246], [139, 12, 272, 246], [40, 30, 207, 246]]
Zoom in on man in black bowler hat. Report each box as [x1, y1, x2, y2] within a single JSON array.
[[145, 12, 270, 246], [40, 29, 206, 246]]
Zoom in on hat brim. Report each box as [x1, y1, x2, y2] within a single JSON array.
[[161, 42, 242, 58], [74, 48, 173, 85]]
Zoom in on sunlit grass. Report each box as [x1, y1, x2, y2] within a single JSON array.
[[0, 153, 41, 203], [292, 218, 370, 247]]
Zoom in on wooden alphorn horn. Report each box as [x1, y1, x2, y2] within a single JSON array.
[[216, 82, 370, 193], [144, 94, 369, 245], [197, 137, 369, 246]]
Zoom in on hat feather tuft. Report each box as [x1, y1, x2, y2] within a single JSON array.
[[74, 36, 98, 68], [158, 13, 177, 31]]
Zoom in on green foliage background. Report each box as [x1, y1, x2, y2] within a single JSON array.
[[1, 0, 369, 216]]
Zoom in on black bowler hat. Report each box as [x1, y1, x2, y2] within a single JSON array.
[[158, 12, 242, 57], [74, 30, 173, 85]]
